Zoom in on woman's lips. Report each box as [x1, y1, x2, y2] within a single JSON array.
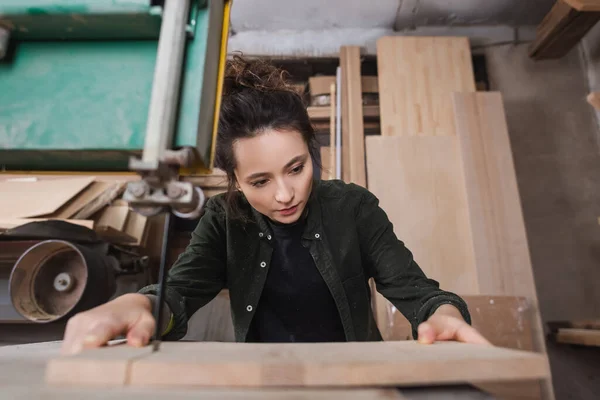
[[278, 204, 299, 216]]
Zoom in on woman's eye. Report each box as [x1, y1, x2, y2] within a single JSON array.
[[291, 164, 304, 174], [252, 179, 268, 188]]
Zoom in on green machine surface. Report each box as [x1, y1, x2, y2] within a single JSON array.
[[0, 0, 227, 172]]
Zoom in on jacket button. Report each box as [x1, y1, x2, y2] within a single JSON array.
[[315, 233, 320, 239], [260, 261, 266, 268], [259, 232, 264, 237], [267, 235, 272, 240], [247, 305, 253, 312]]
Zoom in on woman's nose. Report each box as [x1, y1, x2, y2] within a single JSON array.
[[275, 184, 294, 204]]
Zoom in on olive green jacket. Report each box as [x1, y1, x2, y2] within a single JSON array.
[[139, 179, 471, 342]]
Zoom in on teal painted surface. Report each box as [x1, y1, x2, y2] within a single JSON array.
[[0, 1, 162, 40], [0, 5, 213, 171], [0, 1, 151, 14], [0, 41, 157, 150], [176, 6, 208, 147]]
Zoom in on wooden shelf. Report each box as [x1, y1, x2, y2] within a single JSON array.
[[307, 105, 379, 120]]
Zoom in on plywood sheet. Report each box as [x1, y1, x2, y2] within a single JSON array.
[[46, 341, 548, 388], [0, 218, 94, 231], [340, 46, 366, 187], [320, 146, 332, 180], [50, 181, 114, 219], [564, 0, 600, 11], [554, 328, 600, 346], [365, 136, 478, 294], [45, 345, 152, 386], [0, 177, 95, 219], [381, 295, 535, 351], [376, 36, 476, 137], [452, 92, 537, 298]]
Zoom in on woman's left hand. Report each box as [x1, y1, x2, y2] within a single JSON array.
[[417, 304, 491, 345]]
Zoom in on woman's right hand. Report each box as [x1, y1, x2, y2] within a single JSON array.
[[61, 293, 156, 355]]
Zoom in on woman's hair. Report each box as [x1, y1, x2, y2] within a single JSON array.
[[214, 54, 320, 218]]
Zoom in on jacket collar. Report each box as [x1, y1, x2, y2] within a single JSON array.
[[249, 179, 323, 243]]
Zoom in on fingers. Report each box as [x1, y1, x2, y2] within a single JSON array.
[[126, 311, 156, 348], [455, 324, 492, 345], [61, 313, 124, 355], [417, 315, 492, 346], [60, 295, 157, 355], [417, 322, 437, 345]]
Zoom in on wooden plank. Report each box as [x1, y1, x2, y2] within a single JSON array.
[[122, 210, 149, 247], [380, 295, 535, 351], [548, 319, 600, 330], [96, 206, 129, 231], [452, 92, 552, 400], [340, 46, 366, 187], [365, 136, 478, 294], [452, 93, 548, 358], [49, 181, 114, 219], [564, 0, 600, 11], [452, 93, 536, 297], [554, 328, 600, 346], [529, 0, 600, 60], [0, 177, 95, 219], [5, 387, 409, 400], [320, 147, 332, 180], [45, 341, 548, 388], [73, 182, 126, 219], [307, 105, 379, 120], [0, 218, 94, 231], [329, 82, 336, 180], [344, 47, 367, 187], [45, 345, 152, 386], [475, 380, 544, 400], [376, 36, 476, 137]]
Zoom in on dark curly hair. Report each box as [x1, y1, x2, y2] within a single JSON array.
[[214, 55, 320, 219]]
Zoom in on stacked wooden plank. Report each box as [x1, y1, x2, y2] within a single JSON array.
[[0, 175, 148, 246], [548, 319, 600, 347], [366, 36, 554, 399], [529, 0, 600, 60]]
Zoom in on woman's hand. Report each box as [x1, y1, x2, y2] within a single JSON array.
[[417, 304, 491, 345], [61, 293, 156, 355]]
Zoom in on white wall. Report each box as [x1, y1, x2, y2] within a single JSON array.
[[227, 0, 552, 57]]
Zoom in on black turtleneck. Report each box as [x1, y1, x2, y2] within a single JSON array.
[[247, 212, 346, 343]]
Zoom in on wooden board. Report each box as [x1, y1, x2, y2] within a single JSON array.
[[380, 295, 535, 351], [528, 0, 600, 60], [46, 345, 152, 386], [96, 206, 129, 231], [340, 46, 366, 187], [376, 36, 476, 137], [320, 147, 333, 180], [49, 181, 114, 219], [564, 0, 600, 11], [0, 218, 94, 231], [548, 319, 600, 330], [45, 341, 549, 388], [451, 92, 549, 363], [452, 93, 536, 297], [308, 105, 379, 120], [0, 177, 95, 219], [553, 328, 600, 346], [365, 136, 478, 294]]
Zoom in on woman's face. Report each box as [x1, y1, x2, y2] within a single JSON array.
[[233, 129, 314, 224]]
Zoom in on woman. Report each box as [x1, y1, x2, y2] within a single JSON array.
[[61, 56, 489, 354]]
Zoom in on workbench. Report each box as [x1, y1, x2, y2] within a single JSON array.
[[0, 341, 495, 399]]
